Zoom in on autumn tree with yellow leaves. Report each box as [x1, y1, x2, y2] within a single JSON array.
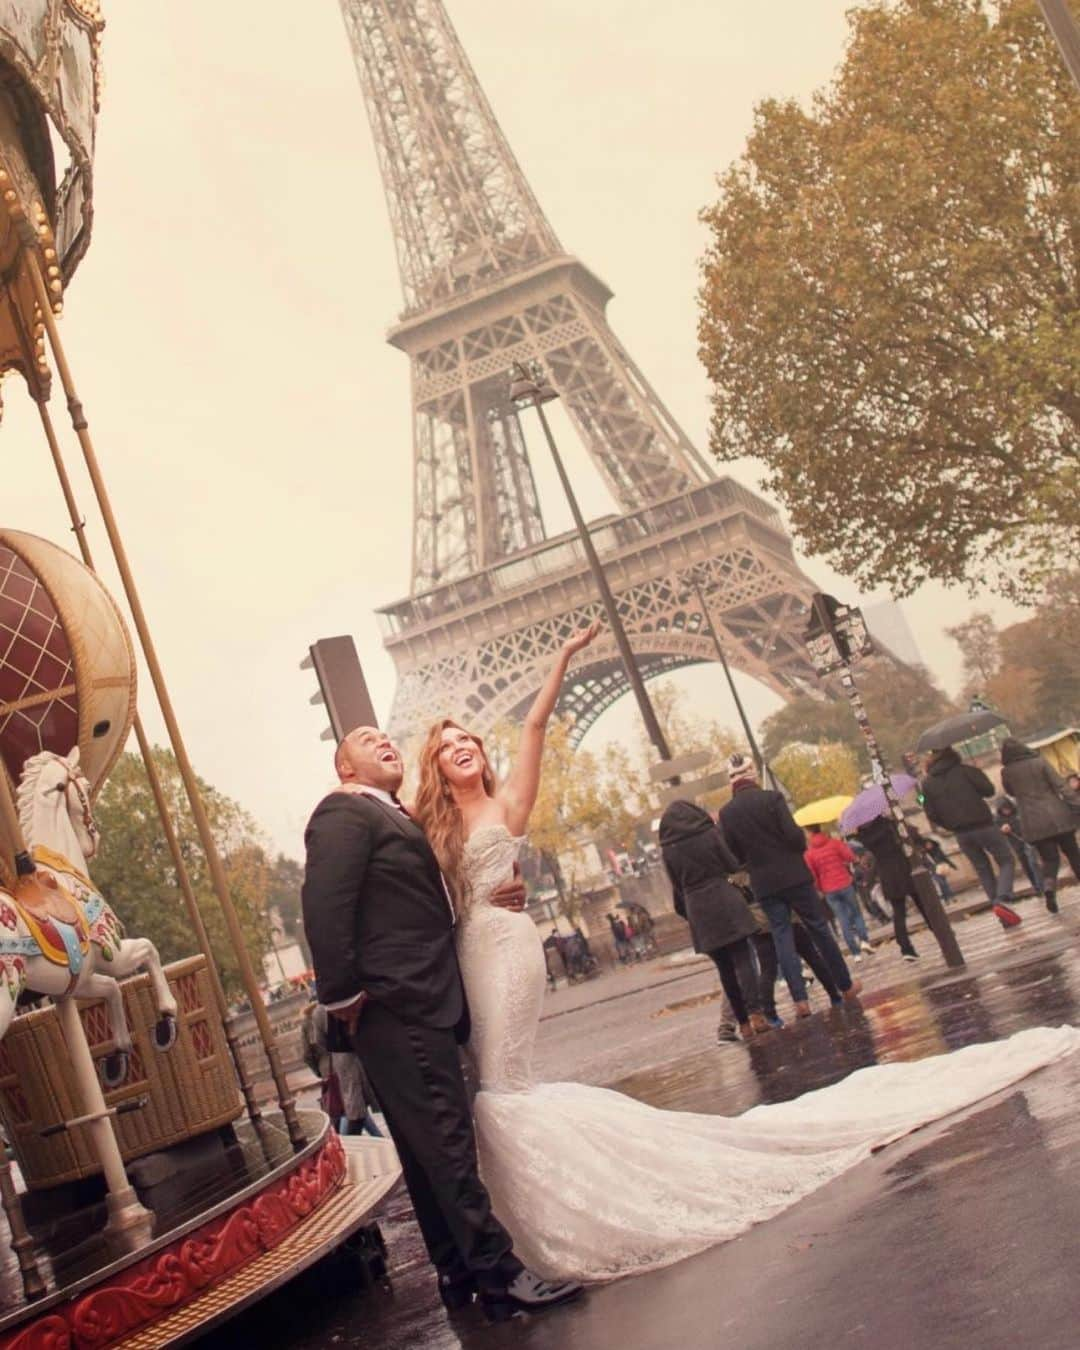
[[699, 0, 1078, 601]]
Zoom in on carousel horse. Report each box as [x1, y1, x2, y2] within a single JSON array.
[[0, 748, 177, 1087]]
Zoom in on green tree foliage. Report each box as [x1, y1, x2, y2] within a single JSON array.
[[946, 579, 1080, 731], [762, 662, 953, 768], [90, 750, 273, 998], [772, 741, 862, 809], [488, 719, 637, 901], [945, 612, 1001, 694], [760, 697, 862, 765], [266, 854, 305, 937], [699, 0, 1078, 601]]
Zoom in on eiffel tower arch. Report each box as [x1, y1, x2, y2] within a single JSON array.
[[339, 1, 822, 746]]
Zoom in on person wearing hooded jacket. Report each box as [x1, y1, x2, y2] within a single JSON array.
[[1000, 738, 1080, 913], [660, 800, 767, 1039], [921, 746, 1015, 908], [804, 825, 874, 961]]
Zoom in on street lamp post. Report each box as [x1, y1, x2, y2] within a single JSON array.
[[805, 593, 965, 968], [686, 571, 773, 785], [1039, 0, 1080, 90], [509, 363, 675, 767]]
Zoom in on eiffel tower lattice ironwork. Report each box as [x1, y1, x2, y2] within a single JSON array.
[[340, 0, 823, 746]]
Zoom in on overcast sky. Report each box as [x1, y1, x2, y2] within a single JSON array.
[[5, 2, 1024, 858]]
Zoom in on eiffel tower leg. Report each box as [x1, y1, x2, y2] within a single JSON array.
[[537, 297, 711, 505]]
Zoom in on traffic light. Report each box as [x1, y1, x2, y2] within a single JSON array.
[[300, 637, 378, 744]]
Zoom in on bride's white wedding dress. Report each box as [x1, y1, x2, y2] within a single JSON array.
[[455, 825, 1080, 1283]]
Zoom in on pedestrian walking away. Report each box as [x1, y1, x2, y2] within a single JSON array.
[[301, 999, 383, 1137], [718, 753, 859, 1018], [906, 824, 960, 904], [849, 845, 890, 924], [660, 800, 767, 1040], [921, 746, 1018, 925], [1000, 739, 1080, 914], [992, 796, 1045, 896], [606, 912, 632, 965], [804, 825, 873, 960], [855, 814, 928, 960]]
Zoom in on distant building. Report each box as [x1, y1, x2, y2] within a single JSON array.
[[863, 600, 925, 669]]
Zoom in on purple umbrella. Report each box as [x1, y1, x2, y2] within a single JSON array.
[[839, 774, 918, 833]]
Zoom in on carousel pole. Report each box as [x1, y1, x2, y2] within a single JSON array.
[[0, 1150, 45, 1300], [0, 770, 153, 1239], [34, 397, 263, 1125], [0, 790, 46, 1297], [23, 245, 304, 1147]]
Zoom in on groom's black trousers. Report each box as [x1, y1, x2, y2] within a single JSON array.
[[351, 1000, 521, 1286]]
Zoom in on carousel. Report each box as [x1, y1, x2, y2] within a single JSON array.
[[0, 6, 399, 1347]]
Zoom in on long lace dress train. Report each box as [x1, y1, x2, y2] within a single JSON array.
[[455, 826, 1080, 1283]]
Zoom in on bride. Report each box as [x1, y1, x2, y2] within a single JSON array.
[[412, 625, 1080, 1283]]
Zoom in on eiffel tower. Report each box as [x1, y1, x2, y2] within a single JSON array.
[[339, 0, 822, 747]]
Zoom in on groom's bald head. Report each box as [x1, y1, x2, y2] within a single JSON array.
[[335, 726, 404, 792]]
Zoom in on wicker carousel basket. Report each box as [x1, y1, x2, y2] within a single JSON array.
[[0, 955, 242, 1189]]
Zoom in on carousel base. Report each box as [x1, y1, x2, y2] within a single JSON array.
[[0, 1108, 402, 1350]]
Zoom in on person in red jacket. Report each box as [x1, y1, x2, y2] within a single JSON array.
[[804, 825, 874, 962]]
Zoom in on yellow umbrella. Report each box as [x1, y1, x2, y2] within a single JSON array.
[[793, 795, 854, 827]]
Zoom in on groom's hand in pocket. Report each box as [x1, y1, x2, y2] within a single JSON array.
[[329, 992, 368, 1038], [491, 863, 526, 913]]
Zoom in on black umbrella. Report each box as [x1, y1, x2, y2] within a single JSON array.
[[916, 710, 1006, 753]]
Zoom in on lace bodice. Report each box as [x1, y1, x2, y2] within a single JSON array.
[[460, 823, 525, 917], [455, 824, 542, 1095]]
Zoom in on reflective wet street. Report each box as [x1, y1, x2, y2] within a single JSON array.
[[202, 894, 1080, 1350]]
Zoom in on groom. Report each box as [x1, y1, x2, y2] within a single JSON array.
[[302, 725, 582, 1321]]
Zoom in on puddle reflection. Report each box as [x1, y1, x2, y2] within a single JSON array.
[[614, 944, 1080, 1120]]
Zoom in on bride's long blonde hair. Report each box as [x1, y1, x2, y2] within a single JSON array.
[[414, 718, 497, 905]]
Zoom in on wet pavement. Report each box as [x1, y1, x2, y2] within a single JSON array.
[[201, 888, 1080, 1350]]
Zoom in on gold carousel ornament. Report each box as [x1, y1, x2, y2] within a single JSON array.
[[0, 5, 401, 1344]]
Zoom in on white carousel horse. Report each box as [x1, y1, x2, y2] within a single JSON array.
[[0, 747, 177, 1088]]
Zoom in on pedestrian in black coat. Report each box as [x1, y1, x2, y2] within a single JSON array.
[[854, 815, 927, 961], [660, 801, 764, 1038], [718, 754, 856, 1017], [1001, 738, 1080, 912], [922, 747, 1015, 906]]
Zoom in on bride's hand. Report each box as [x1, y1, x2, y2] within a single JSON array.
[[562, 619, 601, 659]]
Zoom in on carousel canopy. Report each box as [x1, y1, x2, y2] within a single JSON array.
[[0, 529, 135, 817]]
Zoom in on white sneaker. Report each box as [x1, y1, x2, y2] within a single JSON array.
[[852, 954, 863, 963], [902, 952, 919, 962], [860, 941, 875, 955]]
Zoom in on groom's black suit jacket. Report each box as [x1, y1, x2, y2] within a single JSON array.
[[301, 791, 467, 1036]]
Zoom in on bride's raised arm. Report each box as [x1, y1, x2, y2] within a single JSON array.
[[498, 620, 600, 835]]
